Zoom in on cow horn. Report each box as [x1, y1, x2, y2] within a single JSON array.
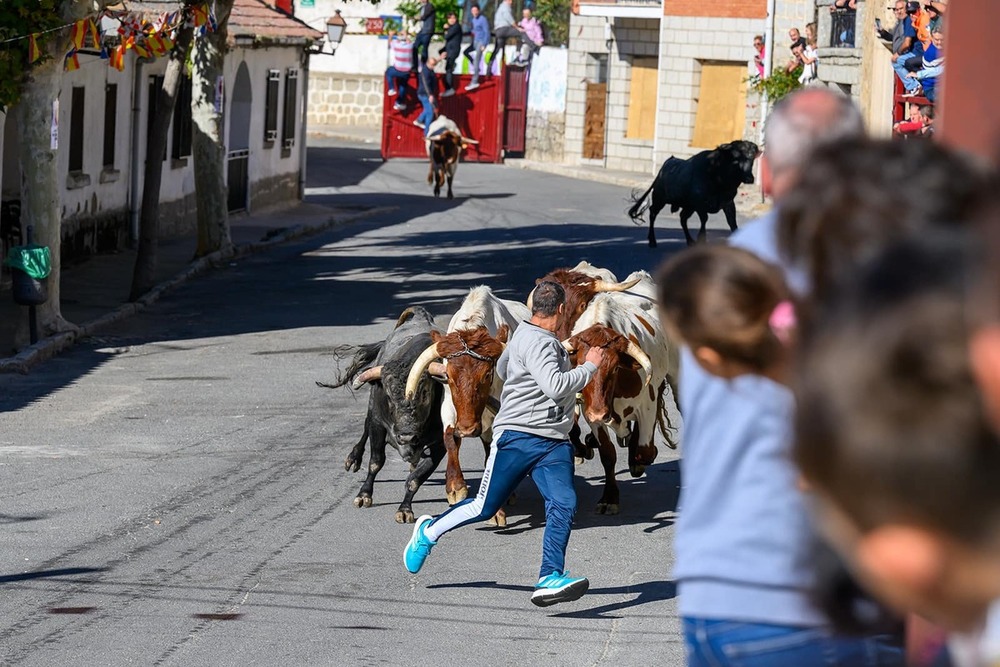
[[461, 136, 480, 145], [625, 341, 653, 386], [593, 276, 641, 293], [561, 339, 575, 353], [526, 287, 536, 311], [351, 366, 383, 390], [405, 342, 443, 400]]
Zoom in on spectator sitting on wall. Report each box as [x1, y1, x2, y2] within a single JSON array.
[[415, 55, 439, 134], [905, 27, 944, 101], [413, 0, 436, 69], [514, 7, 543, 66], [885, 1, 923, 96], [752, 34, 765, 78], [386, 30, 414, 112], [785, 28, 807, 73], [927, 0, 947, 34], [464, 4, 490, 90], [438, 12, 462, 97], [487, 0, 525, 74]]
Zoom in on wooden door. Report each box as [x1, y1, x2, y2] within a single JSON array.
[[503, 66, 529, 155], [583, 82, 607, 160], [691, 62, 748, 149], [627, 58, 658, 140]]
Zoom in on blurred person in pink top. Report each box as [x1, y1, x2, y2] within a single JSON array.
[[515, 8, 543, 65]]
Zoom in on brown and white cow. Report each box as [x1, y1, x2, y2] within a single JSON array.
[[425, 115, 477, 200], [404, 286, 530, 525], [563, 271, 680, 514]]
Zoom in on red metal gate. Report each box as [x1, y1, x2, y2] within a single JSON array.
[[502, 66, 528, 156], [380, 70, 527, 163]]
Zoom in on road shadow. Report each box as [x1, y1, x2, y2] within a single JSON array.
[[0, 566, 108, 585], [426, 578, 677, 618]]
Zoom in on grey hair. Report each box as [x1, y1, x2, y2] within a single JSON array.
[[764, 88, 865, 176], [531, 281, 565, 317]]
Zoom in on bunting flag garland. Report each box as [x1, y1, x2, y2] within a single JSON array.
[[64, 50, 80, 72], [28, 34, 41, 63], [69, 19, 87, 50], [4, 2, 215, 72]]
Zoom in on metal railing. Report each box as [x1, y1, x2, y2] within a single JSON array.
[[831, 8, 856, 47]]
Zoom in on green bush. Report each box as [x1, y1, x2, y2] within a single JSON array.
[[397, 0, 462, 34], [532, 0, 570, 47], [748, 65, 803, 102]]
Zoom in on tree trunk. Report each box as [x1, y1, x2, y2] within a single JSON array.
[[129, 24, 195, 301], [14, 55, 74, 346], [192, 0, 235, 258]]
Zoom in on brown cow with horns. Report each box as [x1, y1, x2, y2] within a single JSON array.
[[426, 115, 478, 199]]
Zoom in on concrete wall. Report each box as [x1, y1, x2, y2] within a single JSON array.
[[564, 14, 660, 173], [654, 15, 762, 164], [525, 47, 568, 163]]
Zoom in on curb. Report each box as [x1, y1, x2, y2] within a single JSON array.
[[308, 130, 380, 145], [0, 206, 395, 375]]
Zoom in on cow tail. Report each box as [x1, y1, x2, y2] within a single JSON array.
[[318, 342, 384, 391], [627, 183, 655, 226], [656, 379, 679, 449]]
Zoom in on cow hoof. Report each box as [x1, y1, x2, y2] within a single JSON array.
[[395, 509, 415, 524], [596, 502, 620, 515], [446, 486, 469, 505], [354, 494, 373, 508], [344, 456, 362, 473], [447, 192, 453, 200], [485, 509, 507, 527], [648, 239, 657, 248], [507, 492, 517, 506], [629, 465, 646, 478]]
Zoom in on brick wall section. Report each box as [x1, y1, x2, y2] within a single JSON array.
[[654, 15, 763, 164], [664, 0, 766, 18], [564, 14, 660, 174], [308, 72, 384, 129]]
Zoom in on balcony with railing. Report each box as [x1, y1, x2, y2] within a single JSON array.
[[815, 0, 864, 99]]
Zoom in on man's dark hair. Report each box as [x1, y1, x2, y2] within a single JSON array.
[[469, 3, 479, 8], [532, 281, 565, 317]]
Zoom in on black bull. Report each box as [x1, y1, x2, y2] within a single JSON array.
[[627, 140, 759, 247], [321, 306, 445, 524]]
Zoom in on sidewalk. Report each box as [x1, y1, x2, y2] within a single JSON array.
[[308, 124, 381, 144], [0, 201, 390, 371]]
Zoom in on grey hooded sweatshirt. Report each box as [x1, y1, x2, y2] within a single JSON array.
[[491, 321, 597, 441]]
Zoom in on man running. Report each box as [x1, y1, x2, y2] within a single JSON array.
[[403, 281, 603, 608]]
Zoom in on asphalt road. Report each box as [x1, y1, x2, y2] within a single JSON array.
[[0, 140, 742, 666]]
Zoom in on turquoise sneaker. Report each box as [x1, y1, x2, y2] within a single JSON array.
[[530, 570, 590, 607], [403, 515, 437, 574]]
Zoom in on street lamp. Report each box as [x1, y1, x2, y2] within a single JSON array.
[[326, 10, 347, 53]]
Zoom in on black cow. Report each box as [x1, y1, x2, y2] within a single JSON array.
[[627, 140, 759, 247], [321, 306, 446, 524]]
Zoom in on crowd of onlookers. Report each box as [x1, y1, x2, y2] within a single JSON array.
[[656, 86, 999, 667], [383, 0, 546, 135]]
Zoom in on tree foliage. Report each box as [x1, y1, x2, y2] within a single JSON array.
[[533, 0, 570, 47], [396, 0, 461, 34], [0, 0, 66, 110], [748, 66, 803, 102]]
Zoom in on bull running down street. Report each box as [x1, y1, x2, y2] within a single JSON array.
[[0, 139, 744, 665]]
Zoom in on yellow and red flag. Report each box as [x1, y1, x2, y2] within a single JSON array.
[[28, 34, 42, 64], [89, 19, 101, 48], [147, 33, 168, 57], [132, 39, 150, 59], [109, 44, 125, 71], [69, 19, 87, 50], [191, 4, 209, 28], [64, 50, 81, 72]]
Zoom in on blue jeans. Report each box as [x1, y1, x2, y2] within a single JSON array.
[[416, 93, 435, 133], [892, 53, 921, 92], [386, 66, 410, 98], [683, 618, 905, 667], [426, 430, 577, 579]]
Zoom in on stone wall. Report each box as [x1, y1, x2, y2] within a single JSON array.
[[525, 47, 568, 163], [250, 172, 299, 213], [308, 72, 384, 129], [526, 112, 566, 163]]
